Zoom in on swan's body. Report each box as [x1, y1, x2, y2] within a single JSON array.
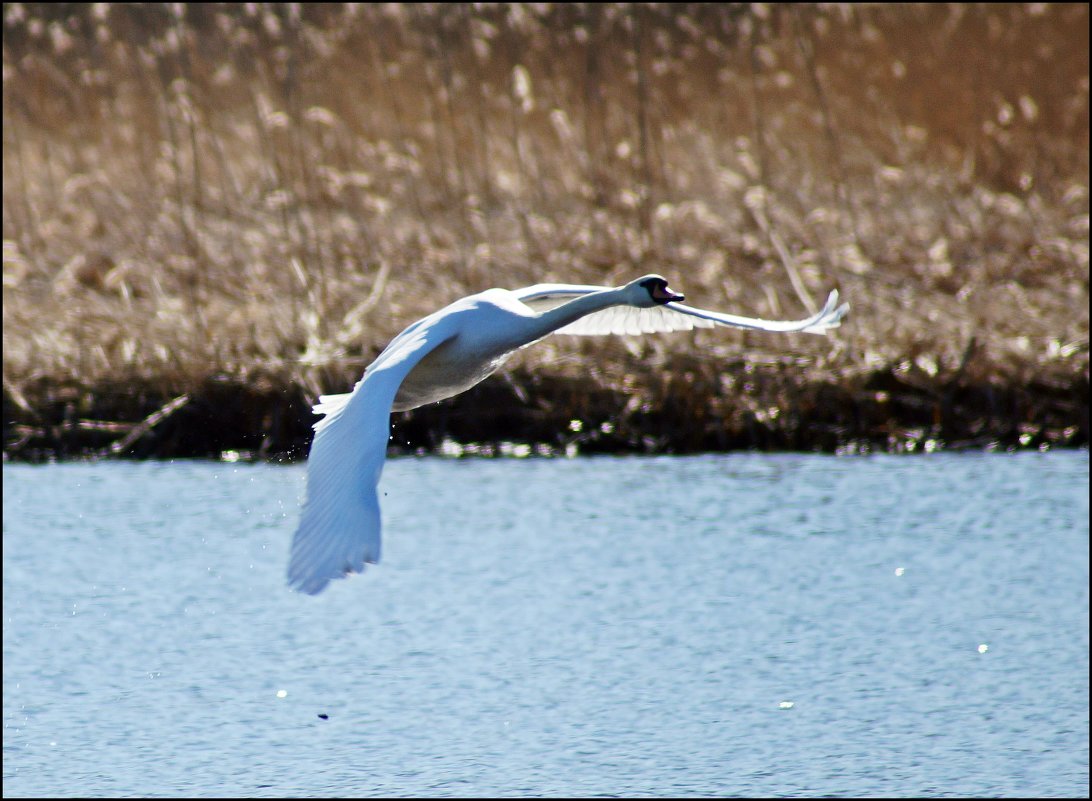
[[287, 275, 848, 594]]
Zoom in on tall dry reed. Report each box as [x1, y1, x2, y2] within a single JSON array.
[[2, 3, 1088, 456]]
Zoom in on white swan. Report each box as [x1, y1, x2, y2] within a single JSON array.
[[287, 275, 848, 594]]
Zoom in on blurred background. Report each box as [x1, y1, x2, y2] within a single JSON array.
[[2, 3, 1088, 460]]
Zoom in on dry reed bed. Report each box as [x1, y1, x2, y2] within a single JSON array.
[[2, 3, 1088, 460]]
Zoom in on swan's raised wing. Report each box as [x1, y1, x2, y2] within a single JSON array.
[[513, 283, 848, 337], [287, 317, 458, 595], [667, 289, 849, 334]]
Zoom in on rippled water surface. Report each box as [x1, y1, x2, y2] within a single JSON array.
[[3, 452, 1089, 797]]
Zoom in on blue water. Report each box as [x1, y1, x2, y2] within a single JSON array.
[[3, 452, 1088, 797]]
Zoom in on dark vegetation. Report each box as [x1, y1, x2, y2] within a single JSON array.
[[3, 3, 1088, 461]]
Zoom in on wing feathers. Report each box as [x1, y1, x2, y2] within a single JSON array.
[[287, 324, 458, 594], [514, 283, 847, 337], [666, 289, 848, 334]]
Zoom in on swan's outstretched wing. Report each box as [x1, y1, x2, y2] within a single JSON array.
[[513, 283, 849, 336], [287, 318, 458, 595]]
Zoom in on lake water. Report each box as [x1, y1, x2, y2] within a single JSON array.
[[3, 451, 1088, 797]]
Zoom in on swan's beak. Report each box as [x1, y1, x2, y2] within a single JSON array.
[[653, 284, 684, 303]]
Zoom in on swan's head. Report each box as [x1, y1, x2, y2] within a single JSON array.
[[632, 275, 684, 307]]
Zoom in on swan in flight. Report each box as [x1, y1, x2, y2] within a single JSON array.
[[287, 275, 848, 594]]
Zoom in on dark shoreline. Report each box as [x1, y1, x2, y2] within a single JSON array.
[[5, 366, 1087, 463]]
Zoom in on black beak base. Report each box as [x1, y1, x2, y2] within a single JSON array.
[[652, 284, 684, 304]]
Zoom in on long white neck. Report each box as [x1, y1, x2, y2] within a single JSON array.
[[523, 287, 629, 342]]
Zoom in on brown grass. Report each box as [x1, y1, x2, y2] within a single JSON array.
[[2, 3, 1088, 459]]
